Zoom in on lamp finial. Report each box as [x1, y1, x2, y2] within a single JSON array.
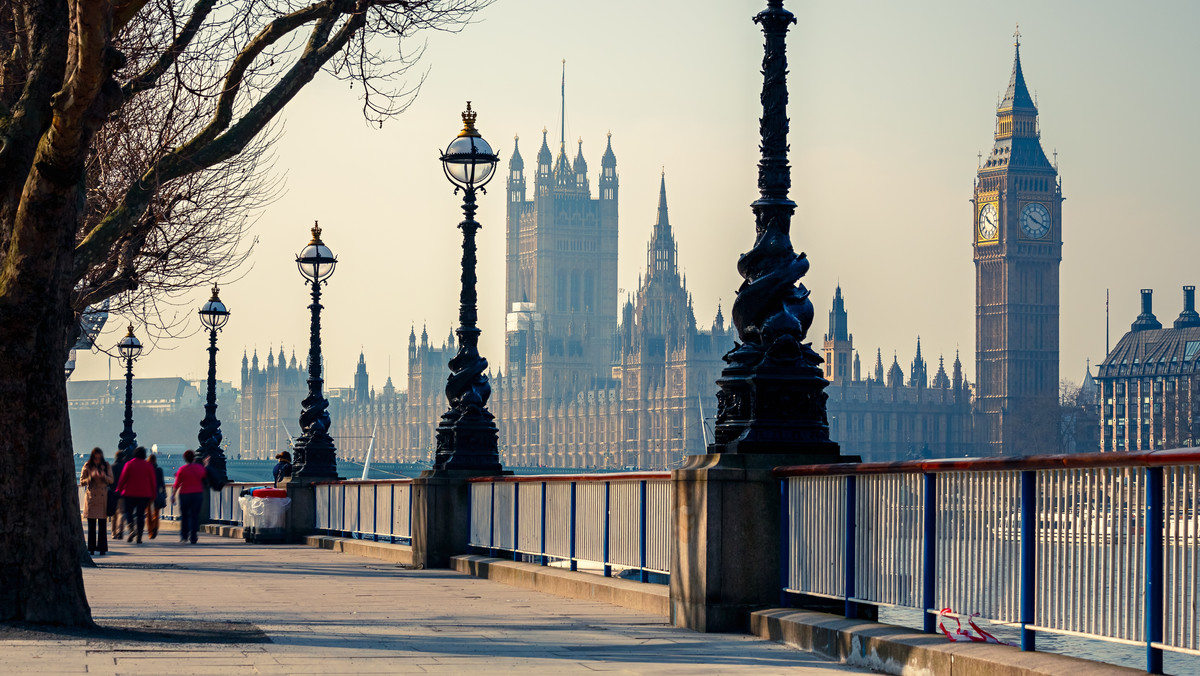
[[458, 101, 480, 137]]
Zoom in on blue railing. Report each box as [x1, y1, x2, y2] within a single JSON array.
[[313, 479, 413, 543], [467, 473, 671, 581], [776, 449, 1200, 674]]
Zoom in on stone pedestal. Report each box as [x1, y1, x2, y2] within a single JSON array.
[[282, 480, 317, 544], [670, 450, 853, 633], [412, 469, 509, 569]]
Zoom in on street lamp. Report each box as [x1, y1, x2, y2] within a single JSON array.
[[433, 102, 502, 471], [116, 324, 143, 455], [707, 0, 840, 459], [197, 284, 230, 488], [290, 222, 339, 481]]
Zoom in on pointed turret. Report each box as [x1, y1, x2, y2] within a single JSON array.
[[952, 350, 964, 390], [932, 355, 950, 389], [910, 336, 927, 388], [713, 302, 725, 333], [573, 137, 588, 177], [646, 171, 678, 278], [853, 350, 862, 382], [251, 349, 259, 370], [825, 285, 849, 342], [874, 348, 884, 382], [601, 131, 616, 168], [509, 134, 524, 172], [888, 353, 904, 388], [1080, 359, 1099, 406], [241, 349, 249, 370], [536, 127, 552, 179]]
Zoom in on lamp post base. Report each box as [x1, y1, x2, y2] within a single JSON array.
[[433, 413, 501, 472]]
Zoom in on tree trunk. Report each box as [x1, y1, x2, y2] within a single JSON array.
[[0, 146, 95, 626]]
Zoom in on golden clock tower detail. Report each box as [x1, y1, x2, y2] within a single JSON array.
[[973, 30, 1063, 455]]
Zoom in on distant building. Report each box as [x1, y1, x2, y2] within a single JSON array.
[[822, 288, 975, 461], [66, 377, 238, 456], [1096, 287, 1200, 451]]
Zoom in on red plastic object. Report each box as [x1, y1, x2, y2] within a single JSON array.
[[252, 488, 288, 498]]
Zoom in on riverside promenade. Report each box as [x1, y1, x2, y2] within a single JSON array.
[[0, 534, 863, 675]]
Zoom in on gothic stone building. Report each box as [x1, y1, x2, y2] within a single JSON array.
[[823, 286, 975, 461], [1096, 287, 1200, 452], [973, 36, 1063, 456]]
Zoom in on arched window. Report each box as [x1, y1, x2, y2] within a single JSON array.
[[571, 270, 581, 311], [557, 271, 568, 312]]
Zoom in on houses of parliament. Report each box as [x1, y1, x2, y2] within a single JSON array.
[[240, 38, 1062, 467]]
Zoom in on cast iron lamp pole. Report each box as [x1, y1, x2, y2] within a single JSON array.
[[708, 0, 839, 457], [291, 222, 339, 481], [197, 284, 230, 489], [116, 324, 143, 455], [433, 102, 502, 471]]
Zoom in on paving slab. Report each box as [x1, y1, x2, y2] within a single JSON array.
[[0, 533, 866, 675]]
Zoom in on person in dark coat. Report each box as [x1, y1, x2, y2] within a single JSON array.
[[273, 451, 293, 486], [109, 449, 127, 539], [115, 446, 156, 544]]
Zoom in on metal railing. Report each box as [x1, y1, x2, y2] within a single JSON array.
[[77, 481, 264, 524], [468, 473, 672, 580], [207, 482, 268, 524], [313, 479, 413, 543], [776, 449, 1200, 674]]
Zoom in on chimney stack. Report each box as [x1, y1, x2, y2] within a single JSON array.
[[1132, 288, 1163, 332], [1175, 285, 1200, 329]]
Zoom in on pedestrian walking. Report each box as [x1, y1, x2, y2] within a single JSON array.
[[172, 449, 208, 544], [109, 449, 127, 539], [147, 453, 167, 539], [79, 448, 113, 555], [273, 450, 292, 486], [115, 446, 156, 544]]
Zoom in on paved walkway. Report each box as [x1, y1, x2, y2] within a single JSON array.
[[1, 533, 867, 675]]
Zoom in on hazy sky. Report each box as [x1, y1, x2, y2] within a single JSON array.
[[74, 1, 1200, 398]]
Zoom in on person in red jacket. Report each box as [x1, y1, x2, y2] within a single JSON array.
[[171, 449, 209, 544], [115, 446, 156, 544]]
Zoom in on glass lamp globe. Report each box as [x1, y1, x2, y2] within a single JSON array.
[[198, 284, 230, 330], [440, 102, 500, 190], [117, 324, 143, 360], [296, 221, 337, 283]]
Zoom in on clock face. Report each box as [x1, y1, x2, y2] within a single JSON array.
[[978, 203, 999, 240], [1020, 202, 1052, 238]]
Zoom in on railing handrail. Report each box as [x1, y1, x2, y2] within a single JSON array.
[[467, 471, 672, 484], [774, 447, 1200, 478], [311, 478, 414, 486]]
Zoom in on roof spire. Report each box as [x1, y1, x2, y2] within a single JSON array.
[[656, 170, 669, 227], [560, 59, 566, 149], [1000, 28, 1036, 112]]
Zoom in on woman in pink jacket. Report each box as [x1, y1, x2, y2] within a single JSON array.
[[172, 449, 209, 544]]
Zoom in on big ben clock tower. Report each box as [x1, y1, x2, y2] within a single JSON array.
[[973, 30, 1063, 456]]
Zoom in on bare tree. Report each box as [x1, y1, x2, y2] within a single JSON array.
[[0, 0, 488, 625]]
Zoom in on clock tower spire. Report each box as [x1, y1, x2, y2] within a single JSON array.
[[973, 31, 1063, 455]]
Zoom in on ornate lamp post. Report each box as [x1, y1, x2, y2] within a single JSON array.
[[433, 102, 502, 471], [708, 0, 839, 458], [197, 284, 230, 488], [116, 325, 143, 455], [291, 222, 339, 481]]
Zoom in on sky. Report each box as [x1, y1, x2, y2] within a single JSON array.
[[74, 0, 1200, 396]]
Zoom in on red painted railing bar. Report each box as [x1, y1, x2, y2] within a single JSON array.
[[773, 448, 1200, 478]]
